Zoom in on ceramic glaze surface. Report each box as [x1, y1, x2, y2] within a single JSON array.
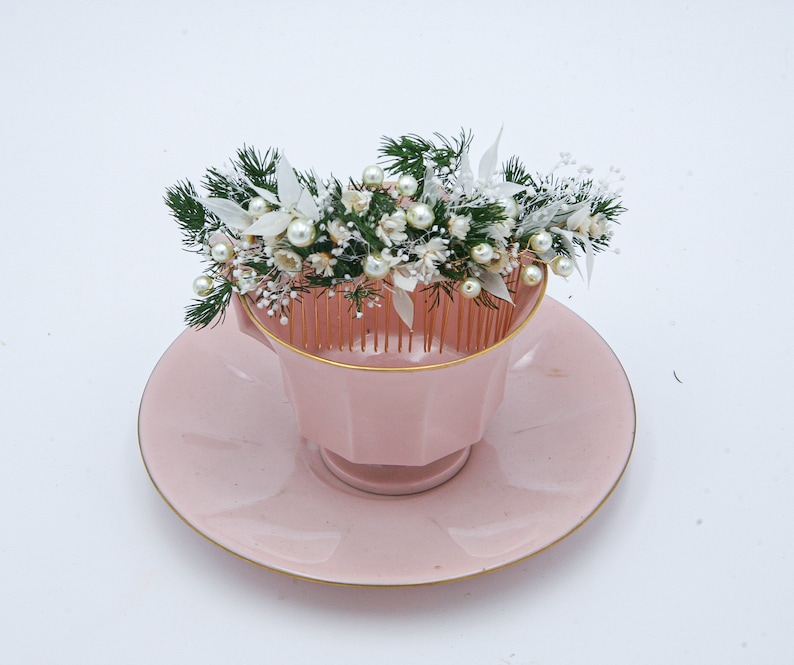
[[270, 335, 512, 465], [233, 270, 547, 466], [139, 298, 635, 586]]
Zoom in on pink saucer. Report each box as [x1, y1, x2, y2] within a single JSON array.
[[138, 298, 635, 586]]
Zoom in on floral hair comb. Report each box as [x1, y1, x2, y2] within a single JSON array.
[[166, 130, 625, 356]]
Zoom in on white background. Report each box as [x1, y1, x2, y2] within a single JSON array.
[[2, 1, 792, 663]]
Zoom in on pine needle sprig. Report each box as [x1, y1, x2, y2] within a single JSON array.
[[502, 156, 533, 190], [345, 280, 381, 314], [465, 201, 508, 236], [233, 145, 279, 186], [379, 129, 472, 184], [200, 146, 281, 203], [592, 196, 626, 222], [184, 278, 234, 328], [164, 180, 212, 247]]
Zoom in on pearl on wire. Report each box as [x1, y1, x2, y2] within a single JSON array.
[[551, 255, 575, 277], [396, 174, 419, 197], [192, 275, 214, 296], [500, 197, 519, 219], [520, 263, 543, 286], [529, 230, 553, 253], [210, 241, 234, 263], [406, 202, 434, 229], [362, 254, 391, 280], [470, 243, 494, 264], [362, 165, 385, 188], [237, 269, 258, 293], [459, 277, 482, 298], [248, 196, 269, 218], [286, 219, 317, 247]]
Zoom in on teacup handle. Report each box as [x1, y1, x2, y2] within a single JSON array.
[[232, 295, 275, 352]]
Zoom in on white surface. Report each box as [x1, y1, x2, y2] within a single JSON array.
[[1, 1, 791, 663]]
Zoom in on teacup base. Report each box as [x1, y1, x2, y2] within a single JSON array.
[[319, 446, 472, 496]]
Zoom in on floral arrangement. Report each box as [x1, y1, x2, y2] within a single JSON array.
[[166, 130, 625, 329]]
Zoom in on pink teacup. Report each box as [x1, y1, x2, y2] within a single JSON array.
[[234, 266, 547, 494]]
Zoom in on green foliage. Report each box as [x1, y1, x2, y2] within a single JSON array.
[[235, 145, 279, 186], [195, 146, 281, 204], [164, 180, 212, 247], [502, 156, 533, 189], [592, 196, 626, 222], [184, 278, 234, 328], [379, 130, 472, 184]]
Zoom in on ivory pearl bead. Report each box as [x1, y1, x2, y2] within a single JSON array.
[[396, 174, 419, 197], [551, 255, 575, 277], [248, 196, 269, 217], [210, 241, 234, 263], [460, 277, 482, 298], [363, 254, 391, 280], [362, 165, 385, 187], [192, 275, 213, 296], [406, 202, 435, 230], [470, 243, 494, 264], [529, 230, 553, 253], [286, 219, 317, 247], [520, 263, 543, 286]]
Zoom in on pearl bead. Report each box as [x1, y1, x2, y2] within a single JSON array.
[[551, 255, 575, 277], [286, 218, 317, 247], [362, 165, 385, 188], [237, 269, 258, 293], [192, 275, 213, 296], [210, 241, 234, 263], [470, 243, 494, 264], [500, 197, 519, 219], [248, 196, 269, 217], [362, 254, 391, 280], [391, 208, 406, 222], [529, 230, 553, 253], [406, 202, 435, 229], [460, 277, 482, 298], [396, 174, 419, 197], [520, 263, 543, 286]]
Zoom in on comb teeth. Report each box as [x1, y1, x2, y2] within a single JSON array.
[[259, 268, 531, 362]]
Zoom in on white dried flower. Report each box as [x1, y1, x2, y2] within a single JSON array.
[[484, 248, 510, 274], [376, 211, 408, 247], [341, 189, 372, 214], [328, 218, 352, 244], [447, 214, 471, 240], [272, 248, 303, 273], [308, 252, 337, 277], [567, 206, 593, 235], [488, 217, 515, 246], [589, 214, 608, 238], [409, 237, 447, 280], [568, 206, 608, 238]]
